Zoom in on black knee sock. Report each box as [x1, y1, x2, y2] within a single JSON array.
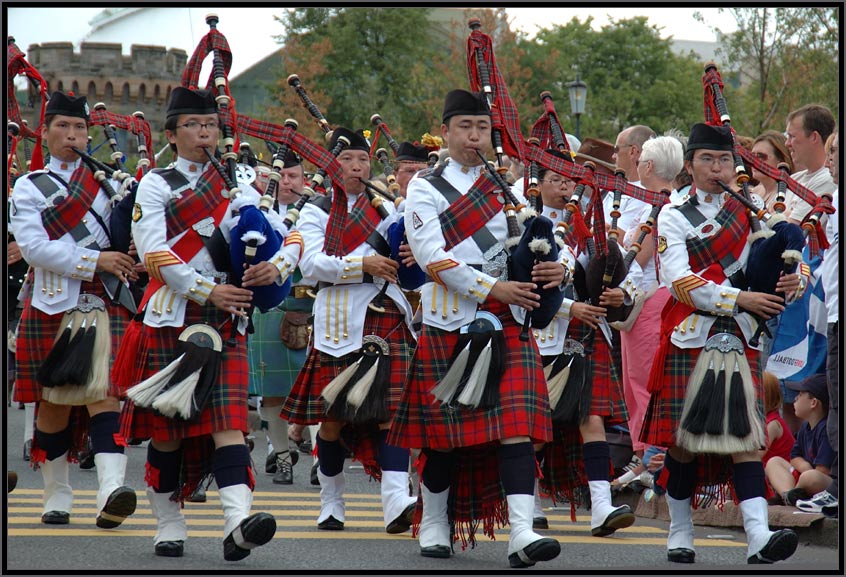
[[377, 428, 410, 472], [35, 426, 71, 461], [732, 461, 765, 502], [89, 412, 124, 454], [213, 444, 252, 489], [499, 442, 536, 496], [582, 441, 611, 482], [147, 444, 182, 493], [664, 452, 697, 500], [421, 449, 454, 493], [316, 434, 345, 477]]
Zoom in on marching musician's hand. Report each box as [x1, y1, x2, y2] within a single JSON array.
[[532, 261, 567, 289], [776, 271, 802, 303], [398, 242, 417, 268], [598, 287, 625, 308], [241, 261, 280, 287], [7, 240, 23, 265], [208, 284, 253, 316], [362, 254, 399, 283], [736, 290, 785, 319], [96, 251, 138, 283], [488, 280, 540, 309], [570, 301, 607, 329]]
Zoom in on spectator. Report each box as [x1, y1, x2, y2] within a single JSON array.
[[764, 374, 834, 507]]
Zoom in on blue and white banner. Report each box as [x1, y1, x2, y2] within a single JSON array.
[[766, 250, 827, 381]]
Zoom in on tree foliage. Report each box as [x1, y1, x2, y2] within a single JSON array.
[[695, 7, 839, 137], [522, 16, 703, 141], [257, 7, 837, 152]]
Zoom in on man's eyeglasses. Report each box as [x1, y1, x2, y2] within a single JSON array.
[[177, 120, 219, 131], [613, 143, 635, 154], [695, 154, 734, 167]]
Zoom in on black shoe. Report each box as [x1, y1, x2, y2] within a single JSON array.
[[78, 450, 95, 470], [508, 537, 561, 568], [42, 510, 70, 524], [747, 529, 798, 564], [784, 487, 811, 507], [23, 440, 31, 462], [155, 540, 184, 557], [668, 548, 695, 563], [533, 516, 549, 530], [265, 452, 277, 474], [386, 502, 415, 534], [223, 512, 276, 561], [298, 440, 313, 454], [8, 471, 18, 493], [310, 461, 320, 486], [590, 505, 635, 536], [187, 486, 207, 503], [272, 452, 296, 485], [317, 515, 344, 530], [96, 486, 137, 528], [267, 450, 298, 476], [420, 545, 451, 558]]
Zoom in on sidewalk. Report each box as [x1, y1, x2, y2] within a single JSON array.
[[620, 489, 839, 549]]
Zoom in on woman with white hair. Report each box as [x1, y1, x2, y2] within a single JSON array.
[[612, 135, 684, 488]]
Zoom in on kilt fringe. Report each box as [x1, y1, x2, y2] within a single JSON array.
[[677, 343, 765, 455], [38, 305, 111, 406]]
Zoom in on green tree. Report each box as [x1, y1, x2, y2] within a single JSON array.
[[695, 7, 839, 136], [521, 16, 703, 142]]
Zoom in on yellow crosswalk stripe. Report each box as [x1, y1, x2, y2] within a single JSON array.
[[6, 490, 746, 548]]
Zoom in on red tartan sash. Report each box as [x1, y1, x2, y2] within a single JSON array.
[[163, 165, 227, 240], [683, 196, 750, 273], [38, 165, 101, 240], [340, 193, 380, 254], [436, 171, 503, 251]]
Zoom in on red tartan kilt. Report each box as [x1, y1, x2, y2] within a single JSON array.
[[640, 316, 763, 451], [119, 302, 249, 441], [387, 300, 552, 450], [14, 279, 131, 403], [567, 318, 628, 425], [280, 299, 414, 424]]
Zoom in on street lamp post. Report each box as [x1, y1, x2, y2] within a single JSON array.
[[567, 74, 588, 141]]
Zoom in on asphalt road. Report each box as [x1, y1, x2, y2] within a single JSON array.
[[4, 401, 840, 574]]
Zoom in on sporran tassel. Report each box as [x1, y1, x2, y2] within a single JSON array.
[[343, 336, 391, 423], [431, 333, 472, 403], [39, 295, 112, 406]]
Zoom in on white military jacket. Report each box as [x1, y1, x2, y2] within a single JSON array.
[[10, 157, 119, 315], [297, 190, 414, 357], [658, 188, 756, 349], [405, 158, 518, 331], [132, 157, 301, 329]]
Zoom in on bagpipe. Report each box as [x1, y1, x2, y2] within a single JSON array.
[[7, 36, 48, 172], [702, 62, 807, 348]]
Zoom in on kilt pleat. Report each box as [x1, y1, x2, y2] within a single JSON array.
[[641, 315, 763, 500], [388, 300, 552, 450], [280, 299, 413, 425], [14, 278, 131, 404]]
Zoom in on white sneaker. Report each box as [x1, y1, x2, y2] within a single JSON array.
[[795, 490, 838, 514]]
